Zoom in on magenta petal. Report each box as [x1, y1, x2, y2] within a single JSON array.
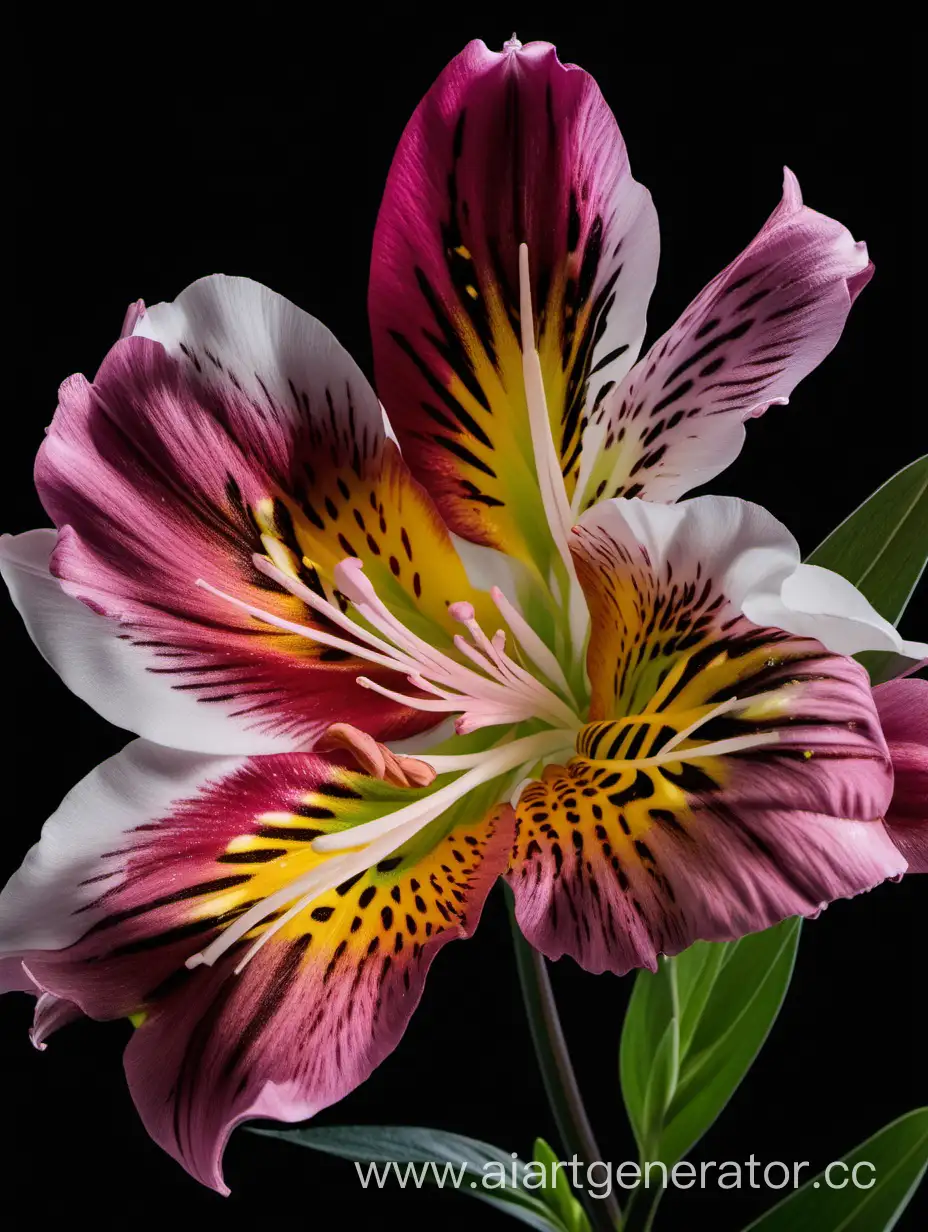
[[0, 951, 37, 1000], [1, 739, 512, 1191], [0, 956, 36, 994], [123, 814, 507, 1196], [370, 38, 658, 557], [32, 280, 444, 752], [512, 796, 901, 976], [577, 168, 873, 508], [30, 990, 84, 1051], [509, 665, 903, 975], [508, 496, 904, 974], [119, 297, 146, 338], [0, 958, 83, 1050], [2, 528, 302, 757], [874, 678, 928, 871]]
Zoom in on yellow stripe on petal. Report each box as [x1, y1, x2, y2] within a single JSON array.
[[254, 441, 496, 651], [370, 41, 658, 573]]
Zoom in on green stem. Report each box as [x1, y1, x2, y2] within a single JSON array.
[[622, 1158, 669, 1232], [643, 1195, 665, 1232], [507, 889, 622, 1232], [621, 1185, 641, 1229], [622, 1179, 665, 1232]]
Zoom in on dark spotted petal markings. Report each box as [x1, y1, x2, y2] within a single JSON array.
[[370, 38, 658, 571], [24, 275, 489, 753], [576, 169, 872, 511], [507, 495, 904, 974], [0, 740, 514, 1192]]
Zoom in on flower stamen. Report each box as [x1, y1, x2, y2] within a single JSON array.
[[184, 727, 574, 975], [633, 731, 781, 765], [313, 728, 575, 854], [659, 689, 787, 754], [199, 556, 581, 735], [518, 242, 590, 658]]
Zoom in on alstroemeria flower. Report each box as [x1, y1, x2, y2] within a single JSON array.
[[2, 38, 924, 1192]]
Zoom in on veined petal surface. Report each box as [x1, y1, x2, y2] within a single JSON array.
[[370, 38, 658, 570], [30, 276, 485, 752], [576, 170, 872, 510], [0, 739, 513, 1191], [0, 959, 83, 1050], [873, 677, 928, 871], [508, 496, 905, 973]]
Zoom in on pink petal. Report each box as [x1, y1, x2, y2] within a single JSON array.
[[125, 801, 508, 1193], [576, 169, 872, 509], [30, 990, 84, 1051], [119, 298, 146, 338], [0, 957, 83, 1050], [874, 678, 928, 871], [0, 956, 37, 994], [370, 38, 658, 560], [0, 739, 512, 1190], [508, 495, 904, 974], [29, 275, 477, 752], [510, 773, 900, 976]]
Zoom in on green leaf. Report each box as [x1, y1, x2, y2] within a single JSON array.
[[620, 953, 675, 1155], [252, 1124, 582, 1232], [533, 1138, 593, 1232], [744, 1108, 928, 1230], [805, 454, 928, 626], [620, 918, 801, 1168]]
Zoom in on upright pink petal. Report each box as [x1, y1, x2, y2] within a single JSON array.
[[873, 678, 928, 871], [576, 170, 872, 509], [508, 496, 903, 974], [370, 38, 658, 568], [0, 739, 512, 1190]]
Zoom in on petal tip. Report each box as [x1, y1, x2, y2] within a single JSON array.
[[848, 255, 875, 303], [781, 165, 803, 209]]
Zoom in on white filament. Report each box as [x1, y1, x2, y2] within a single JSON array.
[[184, 727, 572, 973], [311, 728, 573, 854], [201, 555, 581, 735], [518, 243, 590, 659], [610, 730, 781, 768], [660, 689, 788, 755], [489, 584, 576, 701]]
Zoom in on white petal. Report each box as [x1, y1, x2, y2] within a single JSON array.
[[0, 739, 241, 955], [134, 273, 383, 445], [603, 496, 799, 608], [575, 495, 927, 660], [744, 563, 928, 659]]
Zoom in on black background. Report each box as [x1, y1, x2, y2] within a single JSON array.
[[8, 14, 925, 1230]]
